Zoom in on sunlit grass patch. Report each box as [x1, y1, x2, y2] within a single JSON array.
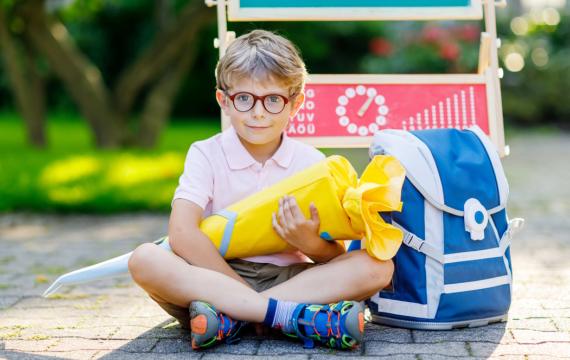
[[46, 185, 98, 205], [40, 156, 102, 187], [0, 113, 219, 213], [36, 153, 185, 209], [106, 153, 183, 187]]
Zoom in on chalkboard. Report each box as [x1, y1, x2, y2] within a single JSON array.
[[241, 1, 471, 7], [228, 0, 482, 21]]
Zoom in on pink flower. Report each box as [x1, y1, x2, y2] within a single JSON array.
[[369, 37, 393, 56], [421, 25, 447, 44], [457, 24, 480, 43], [439, 42, 460, 61]]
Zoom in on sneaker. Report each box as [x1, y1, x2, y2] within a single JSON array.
[[189, 301, 244, 350], [285, 300, 365, 350]]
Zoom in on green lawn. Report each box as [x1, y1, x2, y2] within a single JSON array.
[[0, 113, 220, 213]]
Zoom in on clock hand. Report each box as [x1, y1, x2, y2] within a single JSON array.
[[357, 95, 375, 117]]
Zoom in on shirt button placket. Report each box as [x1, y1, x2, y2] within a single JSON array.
[[253, 163, 262, 191], [258, 162, 270, 191]]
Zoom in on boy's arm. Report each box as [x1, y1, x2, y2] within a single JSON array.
[[296, 233, 346, 264], [168, 199, 250, 287]]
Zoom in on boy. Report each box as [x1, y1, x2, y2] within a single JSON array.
[[128, 30, 394, 350]]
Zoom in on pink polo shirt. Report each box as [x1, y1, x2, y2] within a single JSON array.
[[173, 126, 325, 266]]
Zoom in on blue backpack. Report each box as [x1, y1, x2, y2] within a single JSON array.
[[363, 126, 523, 330]]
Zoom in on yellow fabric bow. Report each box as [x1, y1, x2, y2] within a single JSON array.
[[342, 156, 406, 260]]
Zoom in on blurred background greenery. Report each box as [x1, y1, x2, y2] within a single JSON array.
[[0, 0, 568, 213]]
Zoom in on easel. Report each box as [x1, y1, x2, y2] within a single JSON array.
[[205, 0, 509, 157]]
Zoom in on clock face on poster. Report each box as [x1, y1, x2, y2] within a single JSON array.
[[285, 77, 492, 147], [336, 85, 389, 137]]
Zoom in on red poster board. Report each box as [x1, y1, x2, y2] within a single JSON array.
[[286, 74, 495, 148]]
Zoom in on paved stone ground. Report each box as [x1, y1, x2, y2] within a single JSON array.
[[1, 132, 569, 359]]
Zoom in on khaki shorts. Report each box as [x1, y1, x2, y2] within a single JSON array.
[[152, 259, 315, 328]]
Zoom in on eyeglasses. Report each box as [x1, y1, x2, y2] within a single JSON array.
[[225, 91, 290, 114]]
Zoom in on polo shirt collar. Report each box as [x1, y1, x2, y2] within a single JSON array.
[[221, 126, 295, 170], [271, 132, 294, 168]]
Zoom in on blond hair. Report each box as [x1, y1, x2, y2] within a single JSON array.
[[215, 30, 307, 98]]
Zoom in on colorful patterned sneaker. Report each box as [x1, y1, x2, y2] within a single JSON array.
[[285, 300, 365, 350], [189, 301, 245, 350]]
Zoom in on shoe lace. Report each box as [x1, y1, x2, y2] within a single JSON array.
[[216, 313, 237, 341], [310, 304, 342, 340]]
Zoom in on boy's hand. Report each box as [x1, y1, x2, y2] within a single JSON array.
[[272, 195, 321, 253]]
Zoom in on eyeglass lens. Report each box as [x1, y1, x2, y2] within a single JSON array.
[[233, 93, 286, 114]]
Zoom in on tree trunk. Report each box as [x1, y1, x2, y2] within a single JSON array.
[[0, 6, 46, 148], [155, 0, 174, 31], [113, 1, 214, 117], [135, 1, 211, 148], [19, 0, 122, 148], [9, 0, 215, 149], [136, 35, 201, 148], [21, 41, 46, 147]]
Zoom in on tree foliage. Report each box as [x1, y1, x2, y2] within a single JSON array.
[[1, 0, 215, 148]]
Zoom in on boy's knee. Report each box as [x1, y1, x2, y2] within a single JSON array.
[[128, 243, 159, 284], [359, 252, 394, 290], [378, 259, 395, 288]]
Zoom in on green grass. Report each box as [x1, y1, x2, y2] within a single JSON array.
[[0, 112, 219, 213]]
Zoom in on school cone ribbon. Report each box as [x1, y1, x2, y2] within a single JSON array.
[[43, 155, 405, 297]]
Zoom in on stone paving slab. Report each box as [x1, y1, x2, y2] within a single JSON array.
[[0, 297, 21, 310], [1, 132, 570, 359], [256, 339, 361, 356], [411, 324, 514, 344], [365, 341, 470, 357], [510, 329, 570, 343], [470, 342, 570, 357], [0, 350, 101, 360], [362, 327, 412, 343]]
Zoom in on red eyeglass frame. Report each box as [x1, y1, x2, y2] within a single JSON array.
[[225, 91, 290, 114]]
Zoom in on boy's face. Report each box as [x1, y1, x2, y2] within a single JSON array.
[[216, 76, 304, 148]]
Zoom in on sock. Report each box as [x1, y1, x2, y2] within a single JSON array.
[[262, 298, 299, 333]]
